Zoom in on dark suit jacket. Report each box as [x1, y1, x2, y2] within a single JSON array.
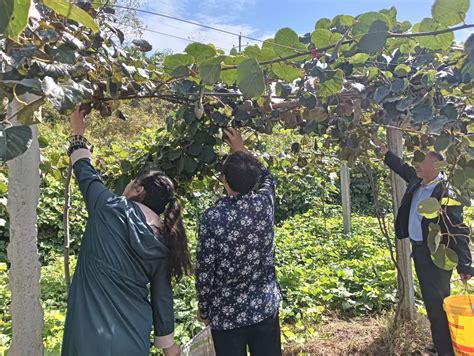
[[384, 151, 473, 275]]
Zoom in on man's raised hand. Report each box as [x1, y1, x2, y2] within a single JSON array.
[[370, 136, 389, 155], [223, 127, 246, 153]]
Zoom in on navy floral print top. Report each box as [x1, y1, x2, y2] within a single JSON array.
[[195, 164, 281, 330]]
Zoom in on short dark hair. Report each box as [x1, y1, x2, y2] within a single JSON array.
[[223, 151, 260, 194], [427, 151, 444, 161]]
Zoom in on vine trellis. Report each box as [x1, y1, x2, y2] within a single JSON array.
[[1, 0, 473, 353]]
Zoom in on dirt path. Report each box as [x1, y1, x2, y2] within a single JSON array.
[[284, 315, 433, 356]]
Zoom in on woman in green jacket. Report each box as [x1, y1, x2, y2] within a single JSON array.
[[62, 107, 190, 356]]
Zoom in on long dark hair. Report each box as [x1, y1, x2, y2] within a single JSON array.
[[134, 170, 192, 281]]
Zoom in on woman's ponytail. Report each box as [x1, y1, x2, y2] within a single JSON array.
[[135, 170, 192, 281], [162, 197, 192, 281]]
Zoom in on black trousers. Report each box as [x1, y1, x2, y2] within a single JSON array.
[[211, 312, 282, 356], [412, 243, 454, 356]]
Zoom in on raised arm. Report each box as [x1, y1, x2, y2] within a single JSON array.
[[256, 162, 276, 206], [223, 127, 276, 200], [69, 106, 114, 213], [371, 137, 416, 183]]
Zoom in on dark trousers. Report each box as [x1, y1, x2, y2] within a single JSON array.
[[412, 243, 454, 356], [211, 312, 282, 356]]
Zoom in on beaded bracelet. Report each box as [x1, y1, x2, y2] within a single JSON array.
[[67, 135, 92, 156]]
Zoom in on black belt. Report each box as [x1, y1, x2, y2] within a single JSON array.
[[410, 240, 425, 247]]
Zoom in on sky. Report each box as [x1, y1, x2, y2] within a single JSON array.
[[135, 0, 474, 54]]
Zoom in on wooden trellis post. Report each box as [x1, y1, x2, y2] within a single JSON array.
[[387, 127, 416, 321], [340, 162, 351, 235]]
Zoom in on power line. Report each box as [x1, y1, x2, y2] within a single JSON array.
[[122, 25, 232, 52], [94, 2, 308, 55]]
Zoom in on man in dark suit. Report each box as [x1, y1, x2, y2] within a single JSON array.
[[372, 138, 473, 356]]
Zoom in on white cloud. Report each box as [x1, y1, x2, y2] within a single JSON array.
[[135, 0, 272, 54]]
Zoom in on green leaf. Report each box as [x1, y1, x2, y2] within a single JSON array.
[[411, 97, 434, 122], [221, 69, 237, 86], [373, 85, 391, 103], [367, 67, 380, 82], [167, 149, 181, 161], [391, 78, 408, 92], [41, 77, 93, 113], [440, 103, 457, 121], [0, 125, 32, 163], [418, 197, 441, 219], [432, 244, 458, 270], [272, 63, 301, 82], [399, 21, 413, 32], [428, 116, 449, 133], [358, 21, 388, 54], [413, 150, 425, 163], [444, 247, 459, 270], [452, 169, 466, 188], [427, 223, 441, 254], [414, 18, 454, 51], [258, 47, 277, 61], [434, 134, 451, 151], [348, 53, 370, 64], [432, 0, 470, 26], [464, 166, 474, 179], [319, 69, 344, 97], [32, 61, 72, 78], [37, 135, 49, 149], [17, 97, 45, 125], [394, 64, 411, 77], [183, 156, 198, 173], [331, 15, 354, 28], [164, 54, 194, 74], [0, 0, 30, 40], [274, 27, 300, 56], [220, 56, 245, 86], [237, 58, 265, 98], [380, 7, 398, 29], [185, 43, 217, 63], [352, 12, 389, 39], [311, 29, 343, 49], [43, 0, 99, 32], [315, 18, 331, 30], [396, 97, 415, 111], [198, 146, 217, 163], [188, 142, 203, 156], [244, 45, 260, 58], [132, 39, 152, 52], [275, 82, 292, 98], [199, 61, 221, 85], [299, 93, 317, 109]]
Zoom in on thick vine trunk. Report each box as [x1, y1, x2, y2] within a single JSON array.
[[6, 96, 44, 356], [386, 127, 416, 321]]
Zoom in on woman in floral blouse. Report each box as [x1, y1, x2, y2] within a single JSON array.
[[195, 128, 282, 356]]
